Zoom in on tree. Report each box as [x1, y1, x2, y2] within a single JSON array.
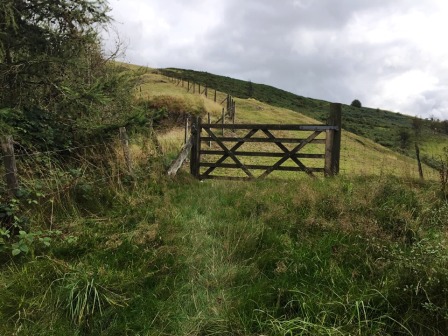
[[412, 116, 423, 138], [398, 129, 411, 149], [350, 99, 362, 108], [247, 80, 254, 98], [0, 0, 138, 149], [0, 0, 110, 106]]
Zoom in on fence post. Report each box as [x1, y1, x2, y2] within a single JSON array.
[[415, 142, 424, 180], [184, 117, 189, 145], [119, 127, 133, 174], [193, 83, 195, 94], [1, 136, 19, 196], [214, 89, 217, 102], [222, 108, 225, 136], [208, 113, 211, 147], [325, 103, 342, 177], [190, 116, 201, 178], [198, 83, 201, 94], [232, 104, 235, 132]]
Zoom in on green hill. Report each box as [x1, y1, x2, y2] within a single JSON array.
[[160, 68, 448, 168], [1, 63, 447, 336]]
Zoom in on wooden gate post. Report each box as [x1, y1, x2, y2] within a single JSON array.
[[1, 136, 19, 196], [190, 116, 201, 178], [325, 103, 342, 176]]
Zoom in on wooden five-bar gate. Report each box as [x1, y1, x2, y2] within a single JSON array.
[[190, 103, 342, 180]]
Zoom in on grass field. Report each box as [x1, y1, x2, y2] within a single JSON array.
[[134, 68, 440, 181], [160, 67, 448, 170], [1, 64, 447, 335]]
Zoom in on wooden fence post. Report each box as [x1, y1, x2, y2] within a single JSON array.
[[232, 105, 235, 131], [214, 89, 217, 102], [222, 108, 225, 136], [190, 116, 201, 178], [415, 142, 424, 180], [184, 117, 189, 144], [207, 113, 211, 147], [325, 103, 342, 176], [1, 136, 19, 196], [119, 127, 133, 174]]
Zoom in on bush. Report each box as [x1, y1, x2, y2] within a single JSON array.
[[351, 99, 362, 108]]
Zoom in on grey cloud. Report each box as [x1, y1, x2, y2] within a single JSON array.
[[105, 0, 448, 120]]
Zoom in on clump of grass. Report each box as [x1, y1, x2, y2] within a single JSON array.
[[51, 269, 128, 327], [149, 94, 206, 122]]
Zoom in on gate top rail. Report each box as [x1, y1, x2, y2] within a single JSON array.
[[201, 123, 339, 131]]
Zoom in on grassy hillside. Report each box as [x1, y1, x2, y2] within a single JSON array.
[[160, 68, 448, 168], [136, 66, 439, 180], [1, 64, 447, 335]]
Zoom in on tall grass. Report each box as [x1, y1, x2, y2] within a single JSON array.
[[1, 68, 448, 335]]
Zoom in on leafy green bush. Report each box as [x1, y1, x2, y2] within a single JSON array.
[[351, 99, 362, 108]]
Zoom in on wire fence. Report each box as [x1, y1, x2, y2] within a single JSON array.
[[0, 127, 142, 199]]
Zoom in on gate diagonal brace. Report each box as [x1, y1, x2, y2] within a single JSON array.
[[262, 129, 317, 177], [259, 130, 322, 178], [202, 127, 258, 178]]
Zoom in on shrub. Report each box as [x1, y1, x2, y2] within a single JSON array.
[[351, 99, 362, 108]]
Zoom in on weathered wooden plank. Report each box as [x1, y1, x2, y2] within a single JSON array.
[[200, 150, 325, 159], [325, 129, 334, 177], [262, 129, 316, 177], [168, 136, 193, 176], [259, 131, 321, 178], [190, 117, 201, 177], [203, 127, 254, 178], [200, 137, 326, 144], [199, 163, 324, 172], [201, 128, 259, 177], [325, 103, 342, 176], [201, 124, 338, 131], [199, 175, 253, 181]]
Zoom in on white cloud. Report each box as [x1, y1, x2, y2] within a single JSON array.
[[103, 0, 448, 120]]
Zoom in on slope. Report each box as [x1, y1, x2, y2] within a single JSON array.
[[160, 68, 448, 169], [138, 66, 438, 180]]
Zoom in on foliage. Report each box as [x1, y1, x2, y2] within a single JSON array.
[[350, 99, 362, 108], [398, 128, 411, 149], [2, 173, 448, 335], [0, 0, 142, 151], [148, 94, 206, 124]]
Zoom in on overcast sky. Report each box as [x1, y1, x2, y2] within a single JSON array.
[[103, 0, 448, 120]]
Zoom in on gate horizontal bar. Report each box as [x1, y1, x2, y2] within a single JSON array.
[[200, 162, 325, 172], [199, 175, 254, 181], [201, 124, 339, 131], [200, 137, 326, 144], [200, 150, 325, 159]]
